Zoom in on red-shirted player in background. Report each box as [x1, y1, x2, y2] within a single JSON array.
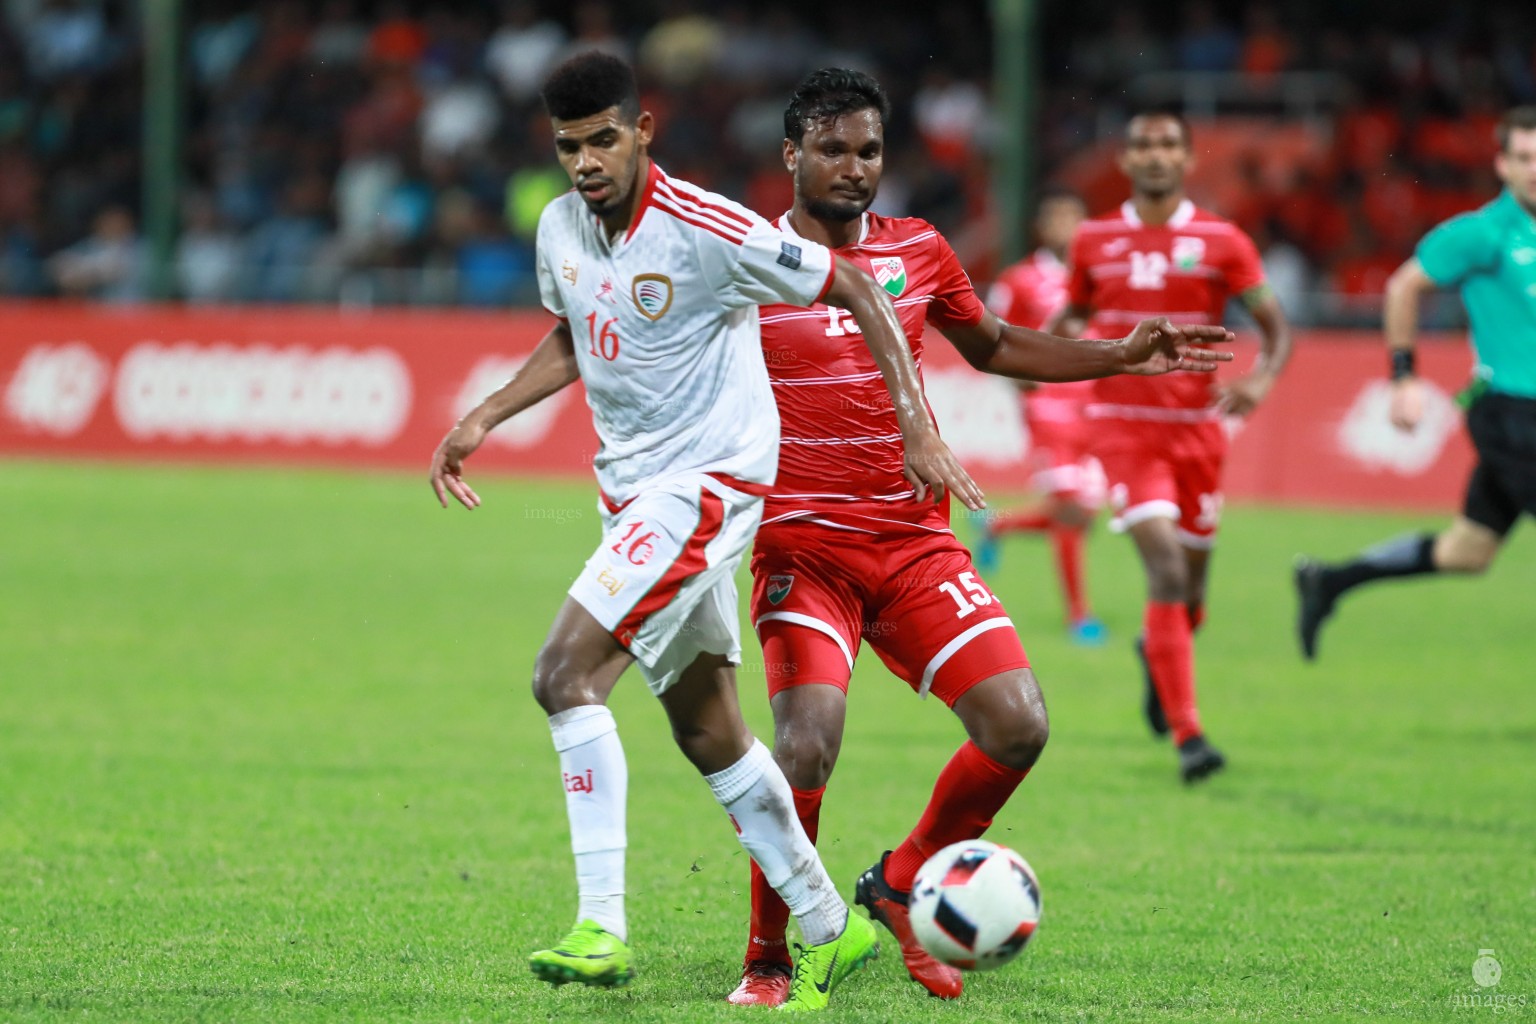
[[978, 188, 1108, 646], [1047, 112, 1292, 783], [728, 71, 1236, 1007]]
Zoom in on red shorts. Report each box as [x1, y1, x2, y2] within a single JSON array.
[[749, 517, 1030, 706], [1025, 411, 1105, 507], [1092, 420, 1227, 548]]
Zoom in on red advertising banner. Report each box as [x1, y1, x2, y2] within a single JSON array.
[[0, 302, 1477, 510]]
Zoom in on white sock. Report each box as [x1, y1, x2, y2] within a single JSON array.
[[549, 705, 627, 942], [705, 740, 848, 945]]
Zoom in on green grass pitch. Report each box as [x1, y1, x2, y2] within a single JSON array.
[[2, 461, 1532, 1023]]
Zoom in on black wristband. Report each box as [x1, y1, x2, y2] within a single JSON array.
[[1390, 348, 1416, 381]]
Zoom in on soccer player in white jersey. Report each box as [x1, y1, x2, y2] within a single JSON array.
[[427, 52, 981, 1012]]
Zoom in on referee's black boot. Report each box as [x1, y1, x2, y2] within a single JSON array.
[[1178, 734, 1226, 784], [1293, 557, 1336, 661]]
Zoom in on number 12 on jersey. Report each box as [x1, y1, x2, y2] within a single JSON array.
[[938, 572, 994, 618]]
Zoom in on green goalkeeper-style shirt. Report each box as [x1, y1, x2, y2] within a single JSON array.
[[1415, 189, 1536, 399]]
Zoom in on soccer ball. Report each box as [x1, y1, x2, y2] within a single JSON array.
[[908, 839, 1042, 970]]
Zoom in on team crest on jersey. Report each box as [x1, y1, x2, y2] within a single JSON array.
[[871, 257, 907, 296], [1172, 237, 1205, 270], [632, 273, 674, 321], [766, 574, 794, 605]]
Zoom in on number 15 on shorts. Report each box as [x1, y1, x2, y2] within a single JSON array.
[[939, 572, 994, 619]]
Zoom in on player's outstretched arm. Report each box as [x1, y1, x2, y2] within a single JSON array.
[[1214, 284, 1293, 416], [823, 257, 986, 510], [1380, 258, 1437, 432], [941, 311, 1235, 382], [429, 321, 580, 509]]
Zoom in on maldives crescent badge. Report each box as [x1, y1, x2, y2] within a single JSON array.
[[871, 256, 906, 297], [632, 273, 674, 321]]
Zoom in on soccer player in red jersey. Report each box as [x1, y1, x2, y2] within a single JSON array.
[[1046, 112, 1292, 783], [727, 70, 1236, 1007], [978, 188, 1107, 645]]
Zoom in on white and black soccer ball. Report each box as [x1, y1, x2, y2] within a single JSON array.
[[908, 839, 1042, 971]]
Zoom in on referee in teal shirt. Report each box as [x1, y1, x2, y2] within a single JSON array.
[[1296, 106, 1536, 660]]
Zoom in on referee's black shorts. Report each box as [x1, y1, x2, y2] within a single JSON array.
[[1463, 391, 1536, 536]]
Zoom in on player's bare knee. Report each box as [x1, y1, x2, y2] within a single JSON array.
[[1146, 562, 1188, 604], [980, 703, 1049, 771], [531, 643, 599, 713], [1053, 498, 1091, 530], [956, 671, 1049, 771], [669, 719, 748, 774], [772, 729, 837, 789], [973, 727, 1046, 772], [1435, 525, 1500, 574]]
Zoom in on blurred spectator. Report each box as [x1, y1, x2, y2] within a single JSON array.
[[1072, 10, 1169, 90], [429, 188, 531, 306], [504, 163, 568, 244], [420, 72, 499, 162], [366, 0, 425, 68], [175, 193, 241, 303], [912, 67, 988, 171], [639, 0, 723, 90], [561, 0, 630, 63], [0, 218, 44, 295], [308, 0, 367, 68], [25, 0, 108, 82], [0, 0, 1528, 320], [48, 203, 145, 301], [484, 1, 567, 104], [189, 3, 259, 89], [1175, 0, 1241, 74], [1255, 218, 1313, 325], [334, 142, 402, 257], [1238, 4, 1292, 79], [244, 175, 332, 302]]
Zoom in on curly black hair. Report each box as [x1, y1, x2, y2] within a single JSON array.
[[783, 68, 890, 145], [540, 51, 640, 122]]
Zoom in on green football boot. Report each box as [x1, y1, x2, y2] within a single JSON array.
[[778, 912, 880, 1012], [528, 920, 634, 988]]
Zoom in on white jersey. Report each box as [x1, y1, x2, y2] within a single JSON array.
[[536, 162, 836, 504]]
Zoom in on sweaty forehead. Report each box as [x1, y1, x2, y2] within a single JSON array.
[[805, 108, 884, 142]]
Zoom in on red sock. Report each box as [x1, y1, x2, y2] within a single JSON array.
[[1050, 524, 1088, 623], [745, 785, 823, 963], [992, 510, 1052, 534], [883, 741, 1029, 892], [1187, 602, 1205, 633], [1144, 601, 1202, 745]]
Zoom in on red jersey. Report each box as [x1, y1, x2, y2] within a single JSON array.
[[1068, 199, 1265, 421], [988, 248, 1094, 414], [758, 212, 985, 532]]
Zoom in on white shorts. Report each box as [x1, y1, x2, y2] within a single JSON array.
[[568, 472, 766, 695]]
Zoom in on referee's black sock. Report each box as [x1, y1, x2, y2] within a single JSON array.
[[1322, 532, 1438, 600]]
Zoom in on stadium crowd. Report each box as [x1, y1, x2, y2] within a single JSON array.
[[0, 0, 1531, 322]]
